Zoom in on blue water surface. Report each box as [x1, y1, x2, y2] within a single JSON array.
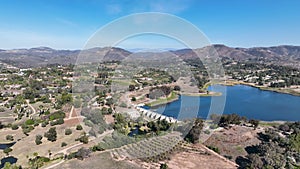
[[143, 85, 300, 121]]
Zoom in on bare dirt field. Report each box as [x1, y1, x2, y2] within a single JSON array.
[[167, 152, 237, 169], [55, 152, 140, 169], [64, 107, 83, 127], [204, 125, 262, 161], [175, 77, 199, 94], [104, 114, 114, 124], [0, 107, 15, 124]]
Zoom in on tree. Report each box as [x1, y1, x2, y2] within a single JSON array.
[[44, 127, 57, 142], [160, 163, 168, 169], [174, 85, 181, 91], [73, 99, 82, 108], [6, 135, 14, 141], [218, 114, 244, 127], [246, 154, 263, 169], [35, 135, 43, 145], [76, 124, 83, 130], [184, 118, 204, 144], [75, 148, 91, 160], [290, 133, 300, 153], [25, 119, 34, 125], [61, 142, 67, 147], [249, 119, 259, 130], [3, 162, 21, 169], [3, 147, 12, 156], [76, 133, 89, 144], [129, 84, 135, 91], [107, 107, 113, 114], [210, 114, 222, 124], [131, 97, 136, 102], [106, 98, 114, 106], [11, 124, 19, 130], [0, 121, 4, 129], [148, 86, 172, 99], [65, 128, 72, 135], [48, 150, 52, 158], [60, 92, 72, 104]]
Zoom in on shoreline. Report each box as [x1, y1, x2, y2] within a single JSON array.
[[144, 92, 179, 107], [181, 91, 222, 97], [143, 80, 300, 108], [204, 80, 300, 97]]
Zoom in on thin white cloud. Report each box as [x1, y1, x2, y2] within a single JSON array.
[[149, 0, 192, 13], [56, 18, 78, 27], [106, 4, 122, 15], [104, 0, 194, 15]]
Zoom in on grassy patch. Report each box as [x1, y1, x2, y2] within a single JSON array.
[[259, 121, 282, 127], [146, 91, 178, 107], [235, 146, 244, 153], [111, 79, 133, 86]]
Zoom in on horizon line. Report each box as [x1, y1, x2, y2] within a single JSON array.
[[1, 43, 300, 51]]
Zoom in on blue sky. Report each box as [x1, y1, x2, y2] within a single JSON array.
[[0, 0, 299, 49]]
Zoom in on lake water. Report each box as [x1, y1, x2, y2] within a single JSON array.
[[0, 142, 17, 167], [0, 142, 15, 150], [143, 85, 300, 121], [0, 156, 18, 168]]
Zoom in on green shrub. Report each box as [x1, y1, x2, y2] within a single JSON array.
[[76, 125, 83, 130], [207, 145, 220, 154], [49, 111, 65, 121], [6, 135, 14, 141], [0, 107, 5, 112], [75, 133, 88, 144], [25, 119, 34, 125], [160, 163, 168, 169], [35, 135, 43, 145], [204, 130, 210, 135], [44, 127, 57, 142], [11, 124, 19, 130], [22, 125, 34, 135], [65, 128, 72, 135], [3, 147, 12, 156], [50, 118, 64, 126], [61, 142, 67, 147], [41, 121, 49, 127], [40, 157, 50, 162], [119, 102, 127, 108]]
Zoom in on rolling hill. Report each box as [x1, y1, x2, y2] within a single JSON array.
[[0, 45, 300, 68]]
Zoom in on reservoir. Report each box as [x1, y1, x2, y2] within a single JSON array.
[[143, 85, 300, 121], [0, 142, 15, 150]]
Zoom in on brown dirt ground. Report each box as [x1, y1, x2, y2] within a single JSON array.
[[104, 114, 114, 124], [165, 144, 238, 169], [3, 125, 84, 167], [167, 152, 237, 169], [71, 108, 80, 118], [204, 125, 262, 161], [55, 152, 140, 169], [64, 117, 83, 127]]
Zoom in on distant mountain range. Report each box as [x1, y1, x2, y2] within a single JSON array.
[[0, 45, 300, 68]]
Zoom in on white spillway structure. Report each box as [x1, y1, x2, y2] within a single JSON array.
[[135, 106, 178, 123]]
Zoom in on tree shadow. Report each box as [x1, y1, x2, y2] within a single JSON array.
[[235, 156, 250, 169], [245, 145, 260, 154]]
